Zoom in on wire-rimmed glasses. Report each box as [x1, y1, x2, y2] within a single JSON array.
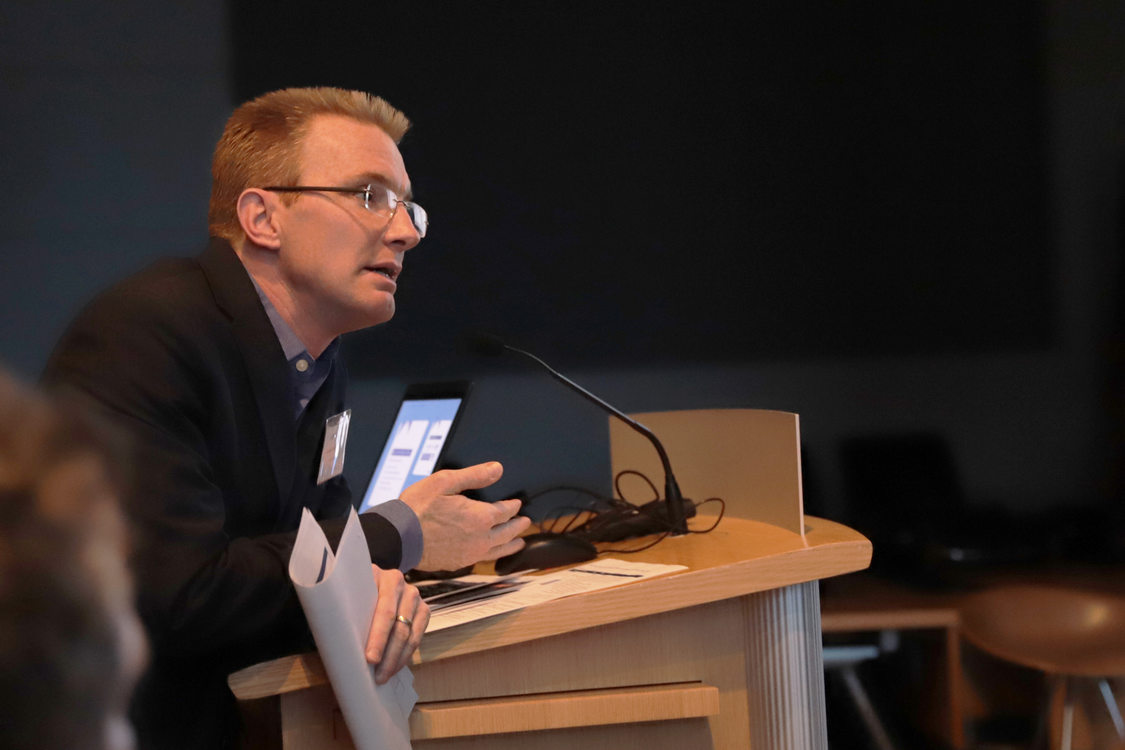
[[261, 184, 428, 238]]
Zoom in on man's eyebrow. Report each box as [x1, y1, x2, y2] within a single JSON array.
[[350, 173, 413, 200]]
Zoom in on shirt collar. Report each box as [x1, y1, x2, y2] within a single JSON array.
[[249, 278, 339, 363], [249, 278, 340, 417]]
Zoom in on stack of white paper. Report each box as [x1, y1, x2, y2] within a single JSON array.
[[289, 508, 417, 750]]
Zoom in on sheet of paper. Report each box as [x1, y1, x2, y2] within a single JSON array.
[[290, 508, 417, 750], [425, 558, 686, 632]]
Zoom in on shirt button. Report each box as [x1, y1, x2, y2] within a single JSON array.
[[295, 359, 310, 373]]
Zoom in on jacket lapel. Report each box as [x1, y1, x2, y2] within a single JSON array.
[[198, 238, 297, 504]]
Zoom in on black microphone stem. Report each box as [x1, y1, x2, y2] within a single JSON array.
[[502, 344, 689, 534]]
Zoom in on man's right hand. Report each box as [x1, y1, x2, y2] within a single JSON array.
[[400, 461, 531, 572]]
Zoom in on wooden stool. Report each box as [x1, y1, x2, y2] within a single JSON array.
[[960, 585, 1125, 750]]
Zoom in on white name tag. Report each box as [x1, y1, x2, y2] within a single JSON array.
[[317, 409, 351, 485]]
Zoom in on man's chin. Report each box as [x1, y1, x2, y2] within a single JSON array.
[[352, 301, 396, 332], [330, 293, 396, 336]]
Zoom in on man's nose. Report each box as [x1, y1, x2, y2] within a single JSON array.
[[384, 202, 422, 250]]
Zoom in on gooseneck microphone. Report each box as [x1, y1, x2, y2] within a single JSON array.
[[469, 333, 690, 536]]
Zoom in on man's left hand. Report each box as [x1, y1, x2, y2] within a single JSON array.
[[365, 566, 430, 683]]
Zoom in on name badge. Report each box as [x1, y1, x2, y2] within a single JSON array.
[[317, 409, 351, 485]]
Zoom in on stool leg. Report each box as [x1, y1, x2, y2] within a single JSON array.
[[1030, 676, 1055, 750], [1097, 677, 1125, 739], [1060, 676, 1074, 750], [838, 665, 897, 750]]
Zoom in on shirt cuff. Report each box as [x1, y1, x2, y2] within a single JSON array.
[[365, 499, 423, 572]]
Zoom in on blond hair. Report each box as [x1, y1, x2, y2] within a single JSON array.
[[208, 87, 412, 242]]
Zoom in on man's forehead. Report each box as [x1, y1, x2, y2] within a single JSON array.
[[298, 114, 409, 190]]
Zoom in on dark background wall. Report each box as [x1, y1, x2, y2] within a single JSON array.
[[3, 1, 1124, 544], [233, 1, 1052, 370]]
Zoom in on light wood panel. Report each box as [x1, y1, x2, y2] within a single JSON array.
[[407, 596, 754, 747], [410, 682, 719, 739], [412, 721, 718, 750], [609, 408, 805, 535], [273, 593, 775, 748], [280, 686, 349, 749]]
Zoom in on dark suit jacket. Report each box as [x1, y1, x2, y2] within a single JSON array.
[[44, 238, 404, 748]]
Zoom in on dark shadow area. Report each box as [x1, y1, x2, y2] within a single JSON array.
[[839, 431, 1125, 587], [229, 0, 1053, 374]]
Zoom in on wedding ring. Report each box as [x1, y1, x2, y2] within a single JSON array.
[[395, 614, 414, 628]]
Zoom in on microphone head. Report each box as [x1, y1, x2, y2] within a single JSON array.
[[465, 332, 508, 358]]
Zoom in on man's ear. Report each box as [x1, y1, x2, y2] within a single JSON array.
[[236, 189, 283, 250]]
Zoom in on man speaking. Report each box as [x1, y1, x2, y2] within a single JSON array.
[[44, 87, 529, 748]]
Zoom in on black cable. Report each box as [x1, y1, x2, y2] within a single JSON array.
[[518, 471, 726, 551], [540, 507, 599, 535], [613, 469, 659, 504], [524, 484, 616, 506], [688, 497, 726, 533], [600, 496, 724, 553]]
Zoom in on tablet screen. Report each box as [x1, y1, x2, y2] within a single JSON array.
[[359, 386, 467, 512]]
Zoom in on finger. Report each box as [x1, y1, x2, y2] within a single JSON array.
[[429, 461, 504, 495], [365, 568, 404, 665], [476, 515, 531, 562], [490, 513, 532, 541], [375, 616, 413, 683], [492, 512, 531, 537], [483, 536, 529, 561], [390, 599, 429, 676], [376, 589, 424, 682], [487, 498, 524, 523], [403, 601, 430, 670]]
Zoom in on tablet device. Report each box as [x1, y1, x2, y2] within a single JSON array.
[[358, 381, 471, 512]]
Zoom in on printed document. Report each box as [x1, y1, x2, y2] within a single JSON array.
[[426, 558, 686, 632]]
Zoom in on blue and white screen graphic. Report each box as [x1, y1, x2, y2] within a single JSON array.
[[359, 398, 462, 512]]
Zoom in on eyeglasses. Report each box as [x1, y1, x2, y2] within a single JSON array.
[[262, 184, 428, 238]]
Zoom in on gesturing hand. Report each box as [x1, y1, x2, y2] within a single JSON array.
[[400, 461, 531, 572], [365, 566, 430, 684]]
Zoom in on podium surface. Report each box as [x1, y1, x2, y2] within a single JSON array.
[[230, 514, 871, 749]]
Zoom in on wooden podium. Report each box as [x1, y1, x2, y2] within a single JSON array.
[[229, 513, 871, 749]]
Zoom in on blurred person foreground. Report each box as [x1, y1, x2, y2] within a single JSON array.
[[0, 369, 145, 750]]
